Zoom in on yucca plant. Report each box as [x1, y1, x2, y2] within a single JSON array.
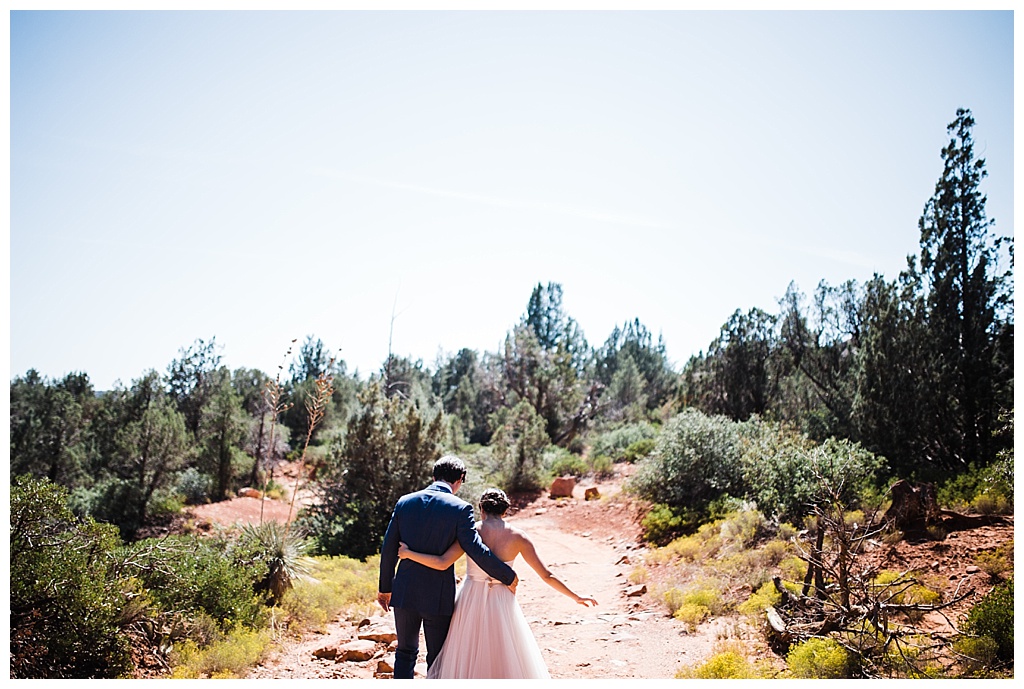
[[241, 521, 315, 605]]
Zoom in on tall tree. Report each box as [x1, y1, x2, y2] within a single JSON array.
[[290, 335, 330, 384], [916, 108, 1013, 471], [502, 283, 597, 445], [684, 308, 778, 422], [10, 371, 94, 487], [166, 337, 222, 439], [595, 318, 677, 413], [303, 382, 444, 559]]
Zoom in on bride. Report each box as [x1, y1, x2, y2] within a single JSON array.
[[397, 487, 597, 679]]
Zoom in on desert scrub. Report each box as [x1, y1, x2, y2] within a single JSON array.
[[786, 637, 851, 678], [663, 580, 727, 631], [973, 542, 1012, 580], [627, 565, 648, 585], [960, 578, 1013, 664], [280, 554, 380, 631], [675, 641, 771, 679], [871, 570, 942, 618], [953, 635, 999, 676], [169, 626, 272, 678], [737, 581, 782, 618]]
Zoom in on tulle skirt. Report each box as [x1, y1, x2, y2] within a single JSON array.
[[427, 560, 550, 679]]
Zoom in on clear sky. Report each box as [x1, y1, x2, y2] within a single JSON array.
[[8, 8, 1015, 391]]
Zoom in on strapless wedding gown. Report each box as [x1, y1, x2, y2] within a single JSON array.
[[426, 558, 551, 679]]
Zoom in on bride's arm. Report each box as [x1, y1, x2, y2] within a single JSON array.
[[517, 533, 598, 607], [397, 540, 464, 570]]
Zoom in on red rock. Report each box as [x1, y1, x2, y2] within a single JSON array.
[[550, 476, 577, 499], [338, 639, 378, 662], [585, 487, 600, 501]]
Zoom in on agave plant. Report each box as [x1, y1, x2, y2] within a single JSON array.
[[242, 521, 315, 604]]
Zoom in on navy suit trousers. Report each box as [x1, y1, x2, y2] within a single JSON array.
[[392, 606, 452, 679]]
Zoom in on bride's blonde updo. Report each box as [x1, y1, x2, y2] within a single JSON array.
[[479, 488, 510, 516]]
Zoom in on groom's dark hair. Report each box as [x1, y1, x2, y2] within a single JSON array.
[[433, 455, 467, 484]]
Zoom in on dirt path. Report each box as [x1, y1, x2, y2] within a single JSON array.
[[242, 467, 725, 679]]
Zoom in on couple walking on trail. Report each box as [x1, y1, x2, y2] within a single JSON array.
[[377, 455, 597, 679]]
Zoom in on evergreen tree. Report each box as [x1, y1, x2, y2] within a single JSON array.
[[304, 382, 444, 559], [916, 108, 1013, 471]]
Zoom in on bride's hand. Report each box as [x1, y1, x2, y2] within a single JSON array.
[[575, 595, 598, 607], [398, 542, 411, 559]]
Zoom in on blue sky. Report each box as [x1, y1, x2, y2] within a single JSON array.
[[8, 9, 1014, 390]]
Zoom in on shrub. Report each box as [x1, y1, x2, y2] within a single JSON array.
[[972, 492, 1010, 515], [675, 642, 768, 679], [490, 400, 550, 492], [786, 637, 851, 678], [673, 602, 711, 630], [588, 453, 614, 478], [953, 635, 999, 676], [10, 476, 134, 678], [960, 579, 1013, 664], [545, 447, 589, 478], [664, 581, 725, 630], [628, 409, 747, 519], [737, 582, 781, 617], [169, 626, 272, 679], [175, 467, 214, 505], [622, 437, 656, 463], [589, 422, 658, 462], [280, 554, 380, 631], [740, 422, 885, 524], [640, 503, 687, 545], [122, 534, 268, 630], [974, 543, 1012, 579]]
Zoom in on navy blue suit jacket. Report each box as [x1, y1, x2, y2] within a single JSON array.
[[378, 482, 516, 616]]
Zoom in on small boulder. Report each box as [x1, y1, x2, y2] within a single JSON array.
[[238, 487, 263, 499], [338, 639, 378, 662], [550, 476, 577, 499], [624, 584, 647, 598], [377, 659, 394, 674], [357, 617, 398, 644], [584, 487, 600, 501]]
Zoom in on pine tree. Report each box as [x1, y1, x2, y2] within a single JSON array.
[[916, 108, 1012, 471]]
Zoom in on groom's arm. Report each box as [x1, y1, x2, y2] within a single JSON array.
[[378, 504, 402, 596], [454, 503, 516, 586]]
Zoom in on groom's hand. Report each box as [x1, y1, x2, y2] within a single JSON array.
[[507, 574, 519, 595], [377, 591, 391, 612]]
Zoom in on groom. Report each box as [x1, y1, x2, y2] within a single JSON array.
[[378, 455, 518, 679]]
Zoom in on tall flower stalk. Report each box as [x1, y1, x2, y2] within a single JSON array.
[[287, 358, 335, 524]]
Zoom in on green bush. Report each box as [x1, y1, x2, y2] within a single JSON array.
[[589, 422, 658, 462], [786, 637, 851, 678], [10, 476, 134, 678], [629, 409, 748, 518], [938, 462, 1013, 513], [961, 579, 1013, 663], [280, 554, 380, 631], [737, 581, 782, 617], [122, 534, 268, 630], [676, 643, 768, 679], [953, 635, 999, 676], [174, 467, 214, 504], [640, 503, 687, 545], [170, 626, 272, 678], [622, 437, 656, 463], [740, 421, 885, 523], [588, 453, 614, 478], [545, 446, 589, 477]]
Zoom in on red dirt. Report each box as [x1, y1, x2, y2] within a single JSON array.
[[166, 462, 1012, 679]]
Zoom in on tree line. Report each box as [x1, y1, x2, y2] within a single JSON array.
[[10, 109, 1013, 552]]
